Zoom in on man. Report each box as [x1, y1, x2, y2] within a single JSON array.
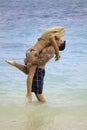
[[6, 40, 66, 102]]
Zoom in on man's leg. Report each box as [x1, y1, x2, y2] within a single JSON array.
[[35, 94, 46, 103], [6, 60, 28, 74]]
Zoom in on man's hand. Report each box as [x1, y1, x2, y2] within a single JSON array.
[[55, 55, 60, 61]]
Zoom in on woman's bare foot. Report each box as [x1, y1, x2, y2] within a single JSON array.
[[5, 60, 16, 66]]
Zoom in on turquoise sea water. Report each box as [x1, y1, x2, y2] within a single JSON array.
[[0, 0, 87, 129]]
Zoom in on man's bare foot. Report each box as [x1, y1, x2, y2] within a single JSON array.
[[5, 60, 16, 66], [26, 93, 32, 103]]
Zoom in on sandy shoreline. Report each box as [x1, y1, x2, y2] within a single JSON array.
[[0, 103, 87, 130], [0, 113, 87, 130]]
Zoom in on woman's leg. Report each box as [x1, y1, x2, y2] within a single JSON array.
[[26, 65, 37, 102], [6, 60, 28, 74]]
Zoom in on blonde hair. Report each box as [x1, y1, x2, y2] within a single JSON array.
[[41, 26, 65, 38]]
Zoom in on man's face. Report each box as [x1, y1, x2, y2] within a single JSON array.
[[56, 38, 64, 47], [56, 38, 66, 51]]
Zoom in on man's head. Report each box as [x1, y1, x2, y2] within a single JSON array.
[[59, 41, 66, 51], [55, 36, 66, 51]]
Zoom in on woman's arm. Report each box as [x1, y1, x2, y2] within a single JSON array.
[[49, 34, 60, 61]]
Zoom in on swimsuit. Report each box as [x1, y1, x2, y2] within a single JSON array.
[[32, 68, 45, 94]]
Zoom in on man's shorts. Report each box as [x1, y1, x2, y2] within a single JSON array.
[[32, 68, 45, 94]]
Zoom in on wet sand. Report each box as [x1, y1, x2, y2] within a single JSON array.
[[0, 102, 87, 130]]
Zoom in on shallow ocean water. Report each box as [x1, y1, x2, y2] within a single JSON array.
[[0, 0, 87, 129]]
